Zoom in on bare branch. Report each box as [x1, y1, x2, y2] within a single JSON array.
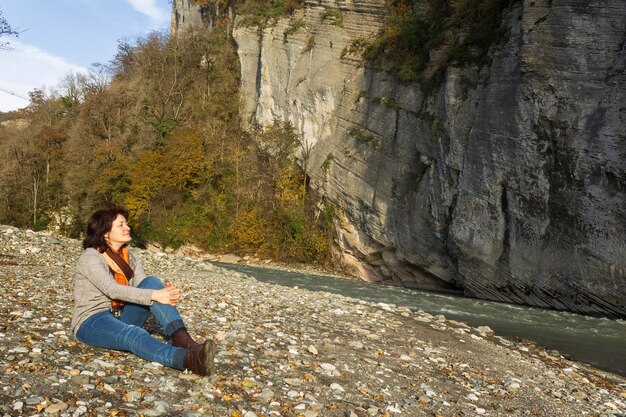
[[0, 9, 21, 51]]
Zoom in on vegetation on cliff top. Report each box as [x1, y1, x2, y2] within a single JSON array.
[[229, 0, 305, 27], [224, 0, 516, 85], [363, 0, 517, 84], [0, 19, 331, 264]]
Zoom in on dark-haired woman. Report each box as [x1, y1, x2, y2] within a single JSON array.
[[71, 207, 215, 375]]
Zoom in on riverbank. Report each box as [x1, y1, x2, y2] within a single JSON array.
[[1, 225, 625, 416], [173, 244, 356, 282]]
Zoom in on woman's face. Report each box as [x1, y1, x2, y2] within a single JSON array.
[[105, 214, 132, 249]]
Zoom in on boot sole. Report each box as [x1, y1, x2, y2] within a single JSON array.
[[203, 339, 216, 376]]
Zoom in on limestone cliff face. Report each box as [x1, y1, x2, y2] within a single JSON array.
[[171, 0, 225, 33], [173, 0, 626, 318]]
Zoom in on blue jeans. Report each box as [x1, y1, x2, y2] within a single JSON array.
[[76, 276, 188, 370]]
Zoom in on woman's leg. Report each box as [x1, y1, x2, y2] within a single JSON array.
[[119, 276, 185, 337], [76, 311, 187, 370]]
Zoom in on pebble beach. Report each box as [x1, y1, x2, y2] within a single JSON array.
[[1, 225, 624, 416]]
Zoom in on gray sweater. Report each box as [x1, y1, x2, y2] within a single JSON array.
[[71, 248, 153, 334]]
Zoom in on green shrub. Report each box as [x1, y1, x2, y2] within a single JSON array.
[[349, 128, 380, 148], [236, 0, 304, 27], [283, 18, 308, 41], [322, 202, 334, 228], [320, 9, 344, 28], [321, 153, 334, 173], [365, 0, 517, 85], [341, 38, 369, 59]]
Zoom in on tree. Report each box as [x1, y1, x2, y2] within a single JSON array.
[[0, 126, 47, 228], [0, 19, 332, 262], [0, 8, 19, 50]]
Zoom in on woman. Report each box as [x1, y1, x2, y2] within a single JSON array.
[[71, 207, 215, 375]]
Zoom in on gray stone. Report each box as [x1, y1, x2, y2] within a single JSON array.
[[221, 0, 626, 318], [25, 397, 42, 405], [71, 375, 90, 385]]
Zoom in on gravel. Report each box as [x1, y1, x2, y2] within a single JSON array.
[[1, 225, 625, 416]]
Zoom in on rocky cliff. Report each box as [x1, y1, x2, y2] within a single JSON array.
[[172, 0, 626, 318]]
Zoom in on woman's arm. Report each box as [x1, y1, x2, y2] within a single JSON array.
[[77, 249, 153, 305]]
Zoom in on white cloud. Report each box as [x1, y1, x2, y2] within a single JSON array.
[[126, 0, 169, 23], [0, 41, 87, 112]]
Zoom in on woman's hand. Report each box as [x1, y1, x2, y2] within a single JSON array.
[[151, 284, 181, 306]]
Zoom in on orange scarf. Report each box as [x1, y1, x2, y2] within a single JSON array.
[[102, 247, 133, 310]]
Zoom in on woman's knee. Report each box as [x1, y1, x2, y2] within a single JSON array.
[[137, 276, 164, 290], [119, 324, 151, 348]]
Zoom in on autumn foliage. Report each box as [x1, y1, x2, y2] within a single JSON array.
[[0, 23, 331, 264]]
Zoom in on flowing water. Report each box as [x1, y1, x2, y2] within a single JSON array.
[[213, 262, 626, 377]]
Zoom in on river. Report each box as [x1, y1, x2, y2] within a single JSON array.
[[213, 262, 626, 377]]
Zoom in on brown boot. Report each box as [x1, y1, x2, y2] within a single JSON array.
[[183, 339, 216, 376], [170, 328, 203, 351]]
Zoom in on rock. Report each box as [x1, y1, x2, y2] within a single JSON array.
[[25, 397, 42, 405], [71, 375, 90, 385], [320, 363, 336, 371], [349, 341, 364, 349], [1, 224, 624, 417], [284, 378, 302, 386], [330, 383, 344, 392], [476, 326, 493, 334], [219, 254, 242, 263], [257, 389, 275, 402], [138, 409, 163, 416], [367, 406, 379, 416], [507, 382, 521, 392], [225, 0, 626, 318], [46, 402, 69, 413]]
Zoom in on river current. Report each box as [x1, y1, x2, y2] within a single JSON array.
[[213, 262, 625, 377]]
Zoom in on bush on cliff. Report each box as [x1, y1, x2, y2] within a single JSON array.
[[236, 0, 304, 26], [365, 0, 518, 83]]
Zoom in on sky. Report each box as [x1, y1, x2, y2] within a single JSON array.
[[0, 0, 171, 112]]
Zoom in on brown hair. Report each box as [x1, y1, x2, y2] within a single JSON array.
[[83, 207, 129, 252]]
